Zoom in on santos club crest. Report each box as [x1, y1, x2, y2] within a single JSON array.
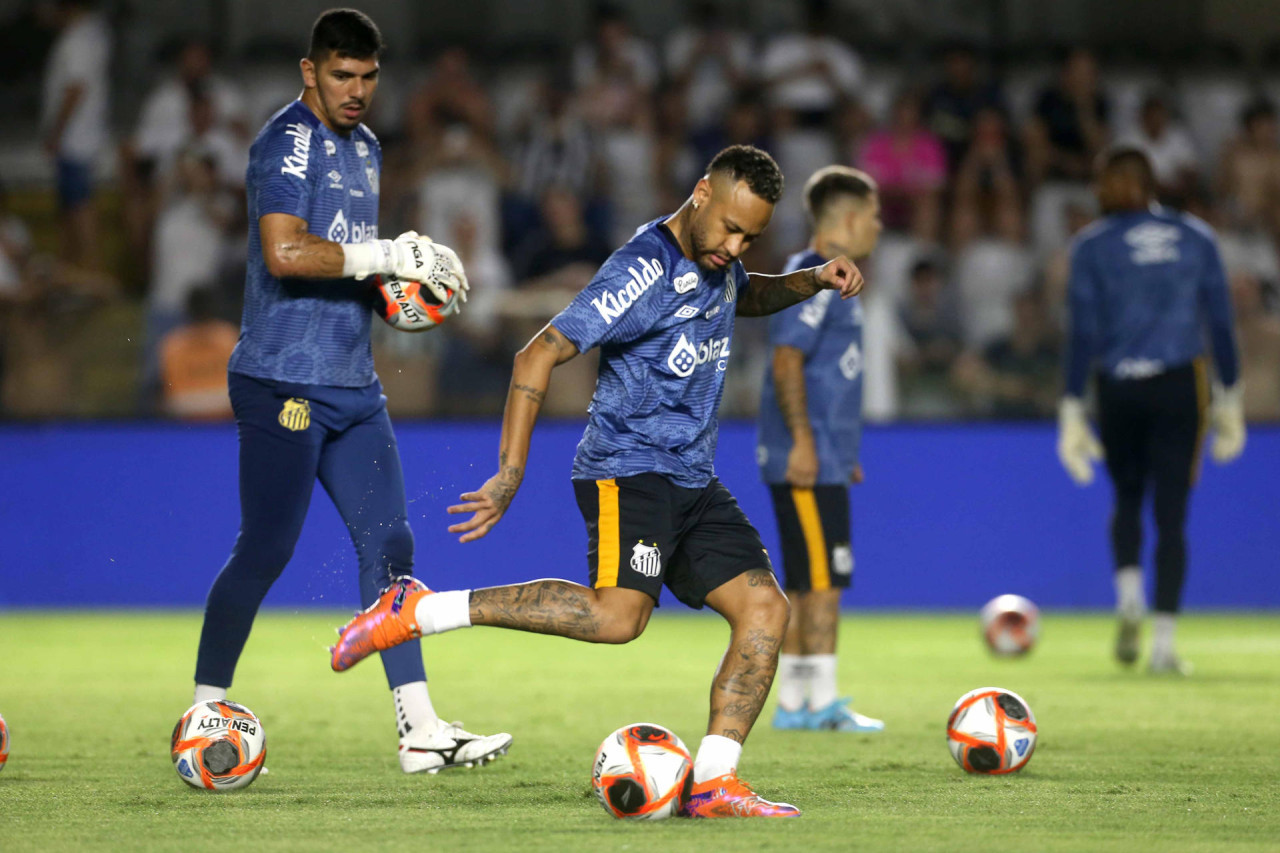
[[278, 398, 311, 432], [630, 541, 661, 577]]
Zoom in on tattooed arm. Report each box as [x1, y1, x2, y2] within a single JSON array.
[[447, 323, 579, 542], [737, 254, 865, 317]]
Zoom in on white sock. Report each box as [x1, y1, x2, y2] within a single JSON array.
[[776, 653, 809, 712], [1115, 566, 1145, 619], [413, 589, 473, 635], [393, 681, 439, 738], [693, 734, 743, 784], [193, 684, 226, 704], [808, 654, 839, 711], [1152, 612, 1176, 659]]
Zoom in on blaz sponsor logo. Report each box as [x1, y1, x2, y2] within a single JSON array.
[[592, 257, 663, 323], [280, 122, 312, 179], [326, 210, 376, 244], [667, 333, 731, 377]]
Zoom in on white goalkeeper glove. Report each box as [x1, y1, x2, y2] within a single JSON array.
[[341, 231, 470, 307], [1209, 382, 1246, 463], [1057, 396, 1103, 486]]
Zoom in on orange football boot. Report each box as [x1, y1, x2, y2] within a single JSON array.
[[330, 577, 433, 672], [680, 772, 801, 818]]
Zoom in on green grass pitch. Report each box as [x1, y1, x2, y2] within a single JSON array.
[[1, 611, 1278, 851]]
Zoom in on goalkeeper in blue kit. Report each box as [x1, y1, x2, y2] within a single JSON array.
[[332, 146, 865, 817], [1057, 146, 1244, 674], [189, 8, 511, 773]]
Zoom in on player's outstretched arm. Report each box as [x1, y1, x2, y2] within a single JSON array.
[[447, 324, 579, 542], [260, 215, 467, 299], [738, 255, 863, 317]]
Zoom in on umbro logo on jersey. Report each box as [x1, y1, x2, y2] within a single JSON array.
[[674, 305, 699, 319], [327, 170, 343, 188], [280, 122, 312, 179], [673, 271, 699, 294], [591, 257, 664, 324], [1125, 223, 1181, 264], [630, 541, 661, 577]]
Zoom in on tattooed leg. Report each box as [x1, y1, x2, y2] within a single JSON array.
[[801, 588, 840, 656], [703, 569, 790, 743], [469, 582, 653, 644]]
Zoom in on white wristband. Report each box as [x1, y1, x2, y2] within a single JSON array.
[[341, 239, 395, 280]]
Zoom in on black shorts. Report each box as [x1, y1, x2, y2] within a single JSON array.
[[768, 484, 853, 592], [1098, 359, 1209, 491], [572, 473, 774, 609]]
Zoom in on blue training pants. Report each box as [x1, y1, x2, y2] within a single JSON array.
[[195, 372, 425, 690]]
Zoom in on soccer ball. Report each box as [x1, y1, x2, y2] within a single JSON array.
[[0, 713, 8, 772], [980, 594, 1040, 656], [591, 723, 692, 820], [170, 700, 267, 791], [372, 274, 458, 332], [946, 687, 1038, 774]]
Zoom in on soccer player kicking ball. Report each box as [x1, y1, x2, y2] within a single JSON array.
[[332, 145, 864, 817], [757, 167, 885, 733], [1057, 146, 1244, 675], [191, 9, 511, 773]]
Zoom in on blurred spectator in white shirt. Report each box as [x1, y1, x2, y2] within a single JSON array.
[[761, 0, 862, 129], [573, 3, 659, 129], [39, 0, 111, 270], [1119, 93, 1199, 205], [1217, 98, 1280, 236], [143, 147, 236, 411], [665, 2, 753, 132]]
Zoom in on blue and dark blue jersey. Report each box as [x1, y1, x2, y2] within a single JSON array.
[[551, 218, 750, 489], [229, 100, 383, 387], [757, 250, 863, 484], [1065, 205, 1239, 396]]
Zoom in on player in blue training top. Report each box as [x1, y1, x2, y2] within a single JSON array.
[[1057, 146, 1245, 674], [757, 166, 885, 734], [189, 8, 511, 774], [331, 145, 865, 818]]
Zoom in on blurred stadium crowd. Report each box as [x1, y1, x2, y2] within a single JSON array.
[[2, 0, 1280, 421]]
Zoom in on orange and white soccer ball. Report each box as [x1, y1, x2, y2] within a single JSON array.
[[372, 274, 459, 332], [946, 687, 1038, 774], [591, 723, 692, 820], [0, 712, 9, 772], [170, 700, 266, 791], [980, 594, 1040, 656]]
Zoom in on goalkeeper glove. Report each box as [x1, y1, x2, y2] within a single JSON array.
[[1209, 382, 1246, 463], [341, 232, 470, 306], [1057, 396, 1103, 486]]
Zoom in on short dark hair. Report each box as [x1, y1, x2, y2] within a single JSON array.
[[1099, 144, 1156, 194], [707, 145, 784, 204], [308, 8, 384, 63], [803, 166, 877, 224]]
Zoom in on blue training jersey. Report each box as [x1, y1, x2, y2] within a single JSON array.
[[551, 218, 751, 488], [228, 100, 383, 387], [1065, 205, 1239, 396], [757, 250, 864, 484]]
